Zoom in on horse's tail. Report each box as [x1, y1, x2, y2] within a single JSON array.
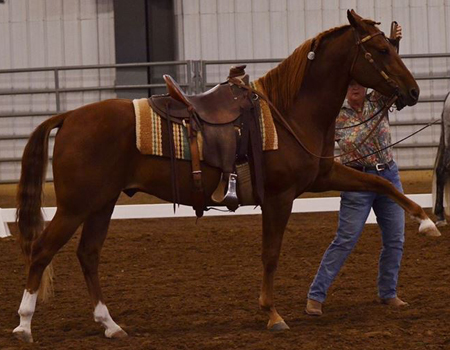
[[16, 112, 68, 302], [432, 92, 450, 216]]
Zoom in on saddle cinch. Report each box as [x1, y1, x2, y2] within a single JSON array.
[[148, 65, 264, 218]]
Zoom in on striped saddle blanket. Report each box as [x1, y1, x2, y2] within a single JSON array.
[[134, 81, 278, 160]]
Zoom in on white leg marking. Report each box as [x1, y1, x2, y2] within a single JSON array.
[[419, 218, 441, 237], [94, 302, 126, 338], [13, 290, 37, 343]]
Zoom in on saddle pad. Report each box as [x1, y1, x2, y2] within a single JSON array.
[[250, 80, 278, 151], [134, 98, 192, 159], [134, 88, 278, 160]]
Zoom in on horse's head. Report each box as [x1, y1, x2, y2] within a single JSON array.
[[347, 10, 419, 110]]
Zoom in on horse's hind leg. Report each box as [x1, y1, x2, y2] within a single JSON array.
[[76, 197, 127, 338], [13, 210, 83, 343]]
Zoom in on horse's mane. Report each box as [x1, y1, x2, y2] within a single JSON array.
[[256, 20, 377, 113]]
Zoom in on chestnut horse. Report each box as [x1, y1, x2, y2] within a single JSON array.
[[13, 10, 440, 342]]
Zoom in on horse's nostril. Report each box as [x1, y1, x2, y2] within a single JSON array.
[[409, 88, 419, 101]]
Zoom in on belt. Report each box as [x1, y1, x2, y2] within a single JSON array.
[[348, 160, 395, 172]]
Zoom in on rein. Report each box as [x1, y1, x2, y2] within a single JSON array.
[[335, 98, 390, 130], [344, 119, 441, 165], [228, 81, 397, 161]]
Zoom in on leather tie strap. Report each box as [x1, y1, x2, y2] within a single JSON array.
[[186, 120, 205, 218], [165, 102, 180, 211]]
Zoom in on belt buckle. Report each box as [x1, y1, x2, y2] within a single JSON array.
[[375, 163, 385, 171]]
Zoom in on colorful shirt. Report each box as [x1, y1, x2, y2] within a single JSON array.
[[335, 91, 393, 166]]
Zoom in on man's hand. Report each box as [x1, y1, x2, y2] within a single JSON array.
[[395, 24, 402, 42]]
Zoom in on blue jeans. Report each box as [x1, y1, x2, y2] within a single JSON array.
[[308, 162, 405, 302]]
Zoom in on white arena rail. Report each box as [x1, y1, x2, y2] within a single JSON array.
[[0, 194, 433, 238]]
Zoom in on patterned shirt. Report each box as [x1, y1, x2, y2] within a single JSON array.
[[335, 91, 393, 166]]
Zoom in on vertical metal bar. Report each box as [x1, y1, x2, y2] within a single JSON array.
[[54, 69, 61, 113], [192, 60, 199, 94], [186, 60, 193, 94], [200, 60, 207, 93]]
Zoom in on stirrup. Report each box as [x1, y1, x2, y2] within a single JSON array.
[[211, 173, 239, 211], [223, 173, 238, 211]]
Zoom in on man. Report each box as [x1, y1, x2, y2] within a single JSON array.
[[305, 25, 407, 316]]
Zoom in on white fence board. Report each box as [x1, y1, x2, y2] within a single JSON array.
[[0, 195, 433, 236]]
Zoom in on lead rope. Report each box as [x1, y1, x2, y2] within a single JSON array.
[[344, 119, 440, 165]]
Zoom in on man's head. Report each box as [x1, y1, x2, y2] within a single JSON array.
[[346, 80, 366, 106]]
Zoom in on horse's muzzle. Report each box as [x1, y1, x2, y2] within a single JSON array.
[[396, 87, 420, 111]]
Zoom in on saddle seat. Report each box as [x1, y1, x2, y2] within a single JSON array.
[[162, 74, 247, 124]]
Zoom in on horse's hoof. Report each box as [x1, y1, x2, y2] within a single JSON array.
[[13, 327, 33, 343], [421, 226, 442, 237], [436, 219, 447, 227], [268, 321, 290, 332], [419, 219, 441, 237], [105, 327, 128, 339]]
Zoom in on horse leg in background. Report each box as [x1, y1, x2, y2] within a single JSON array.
[[13, 211, 84, 343], [433, 142, 448, 226], [433, 93, 450, 226], [77, 196, 127, 339], [259, 192, 295, 331], [311, 162, 441, 237]]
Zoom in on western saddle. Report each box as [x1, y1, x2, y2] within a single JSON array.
[[148, 65, 264, 218]]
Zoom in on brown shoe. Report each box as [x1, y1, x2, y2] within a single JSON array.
[[380, 296, 409, 307], [305, 299, 323, 316]]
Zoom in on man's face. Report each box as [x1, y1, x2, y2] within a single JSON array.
[[346, 81, 366, 104]]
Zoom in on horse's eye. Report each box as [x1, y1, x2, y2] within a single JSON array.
[[379, 48, 389, 55]]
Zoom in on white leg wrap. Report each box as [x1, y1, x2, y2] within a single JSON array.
[[94, 302, 123, 338], [13, 290, 37, 342]]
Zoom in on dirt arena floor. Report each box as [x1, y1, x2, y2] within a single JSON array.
[[1, 170, 449, 350]]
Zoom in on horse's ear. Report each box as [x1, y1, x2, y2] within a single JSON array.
[[347, 9, 359, 28]]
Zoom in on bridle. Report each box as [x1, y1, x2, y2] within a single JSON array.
[[230, 26, 401, 160], [350, 28, 399, 94]]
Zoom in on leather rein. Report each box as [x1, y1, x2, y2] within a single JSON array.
[[229, 27, 399, 160]]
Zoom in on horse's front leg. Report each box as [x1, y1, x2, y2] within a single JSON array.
[[312, 162, 441, 237], [259, 192, 295, 331]]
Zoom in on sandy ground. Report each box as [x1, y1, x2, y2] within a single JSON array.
[[1, 170, 449, 350]]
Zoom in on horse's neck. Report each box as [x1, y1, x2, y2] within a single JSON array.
[[291, 29, 355, 132]]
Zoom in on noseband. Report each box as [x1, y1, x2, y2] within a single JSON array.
[[350, 28, 399, 94]]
